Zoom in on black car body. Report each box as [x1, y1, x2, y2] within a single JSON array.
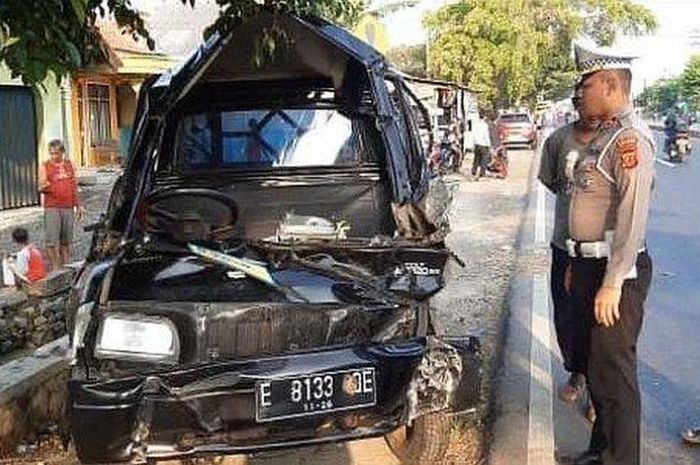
[[66, 11, 481, 464]]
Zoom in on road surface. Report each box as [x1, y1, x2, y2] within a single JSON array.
[[641, 133, 700, 464]]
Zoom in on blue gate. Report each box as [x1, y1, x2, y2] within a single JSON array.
[[0, 86, 39, 210]]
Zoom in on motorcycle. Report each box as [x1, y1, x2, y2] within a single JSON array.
[[429, 140, 459, 174], [485, 145, 509, 179], [667, 129, 692, 163]]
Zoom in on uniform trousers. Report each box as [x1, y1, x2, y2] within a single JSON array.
[[570, 251, 652, 465], [550, 245, 588, 375]]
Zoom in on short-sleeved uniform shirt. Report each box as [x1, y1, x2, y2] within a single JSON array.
[[567, 110, 655, 289], [538, 123, 587, 250]]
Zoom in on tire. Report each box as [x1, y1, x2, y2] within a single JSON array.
[[385, 412, 452, 465]]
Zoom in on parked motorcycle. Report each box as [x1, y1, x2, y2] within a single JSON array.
[[429, 140, 459, 174], [485, 145, 509, 179]]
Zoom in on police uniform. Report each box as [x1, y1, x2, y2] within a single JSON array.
[[538, 123, 588, 377], [568, 42, 655, 465]]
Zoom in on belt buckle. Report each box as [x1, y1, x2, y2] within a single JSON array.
[[594, 242, 603, 259], [565, 239, 577, 258], [579, 242, 594, 258]]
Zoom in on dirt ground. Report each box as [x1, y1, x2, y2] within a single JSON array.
[[2, 151, 534, 465]]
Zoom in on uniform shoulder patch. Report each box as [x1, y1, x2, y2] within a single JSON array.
[[616, 133, 639, 169]]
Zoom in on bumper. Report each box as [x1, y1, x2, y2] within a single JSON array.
[[502, 134, 534, 145], [69, 337, 480, 463]]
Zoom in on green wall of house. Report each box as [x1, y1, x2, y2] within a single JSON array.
[[0, 64, 68, 163]]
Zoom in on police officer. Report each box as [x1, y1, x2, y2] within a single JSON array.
[[566, 42, 655, 465], [539, 83, 599, 415]]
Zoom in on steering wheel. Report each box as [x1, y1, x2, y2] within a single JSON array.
[[142, 188, 239, 242]]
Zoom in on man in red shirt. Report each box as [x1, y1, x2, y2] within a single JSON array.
[[38, 139, 85, 269]]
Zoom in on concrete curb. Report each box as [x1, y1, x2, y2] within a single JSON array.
[[487, 143, 596, 464], [0, 336, 69, 453], [0, 336, 68, 405]]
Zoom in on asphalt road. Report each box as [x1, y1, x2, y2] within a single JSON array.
[[640, 133, 700, 464]]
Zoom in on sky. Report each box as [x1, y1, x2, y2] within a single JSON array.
[[615, 0, 700, 94], [375, 0, 700, 95]]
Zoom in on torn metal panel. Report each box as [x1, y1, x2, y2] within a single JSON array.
[[405, 336, 482, 421]]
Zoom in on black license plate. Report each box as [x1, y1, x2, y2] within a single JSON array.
[[255, 368, 376, 422]]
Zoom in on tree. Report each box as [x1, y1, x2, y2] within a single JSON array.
[[365, 1, 419, 17], [386, 44, 427, 77], [424, 0, 658, 109], [0, 0, 366, 86], [680, 55, 700, 112], [580, 0, 657, 46], [636, 78, 682, 115]]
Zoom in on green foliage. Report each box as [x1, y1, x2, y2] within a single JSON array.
[[0, 0, 366, 86], [386, 44, 427, 77], [638, 56, 700, 114], [579, 0, 658, 46], [680, 55, 700, 112], [366, 1, 419, 17], [424, 0, 658, 109], [636, 78, 682, 115]]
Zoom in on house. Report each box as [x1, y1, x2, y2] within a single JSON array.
[[0, 21, 177, 210], [0, 65, 68, 210], [352, 13, 389, 54], [69, 21, 177, 168]]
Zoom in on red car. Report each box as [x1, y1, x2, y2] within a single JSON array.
[[496, 112, 537, 149]]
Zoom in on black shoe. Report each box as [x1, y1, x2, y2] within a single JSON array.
[[682, 427, 700, 445], [558, 373, 586, 404], [571, 450, 603, 465]]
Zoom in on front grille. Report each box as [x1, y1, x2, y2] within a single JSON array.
[[203, 304, 358, 359]]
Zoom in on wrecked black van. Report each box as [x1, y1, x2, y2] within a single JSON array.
[[66, 11, 480, 464]]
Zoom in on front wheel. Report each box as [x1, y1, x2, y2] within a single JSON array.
[[385, 413, 452, 465]]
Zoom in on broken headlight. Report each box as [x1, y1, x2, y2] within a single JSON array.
[[95, 314, 180, 363]]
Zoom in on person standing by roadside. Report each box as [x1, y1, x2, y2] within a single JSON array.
[[538, 83, 598, 417], [39, 139, 85, 269], [451, 119, 465, 171], [471, 112, 492, 180], [565, 42, 655, 465]]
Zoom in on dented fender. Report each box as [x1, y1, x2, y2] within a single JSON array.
[[406, 336, 481, 421]]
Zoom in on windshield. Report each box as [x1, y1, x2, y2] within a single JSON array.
[[500, 114, 531, 124], [175, 108, 383, 170]]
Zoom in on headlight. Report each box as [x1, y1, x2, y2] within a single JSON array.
[[95, 314, 179, 363]]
